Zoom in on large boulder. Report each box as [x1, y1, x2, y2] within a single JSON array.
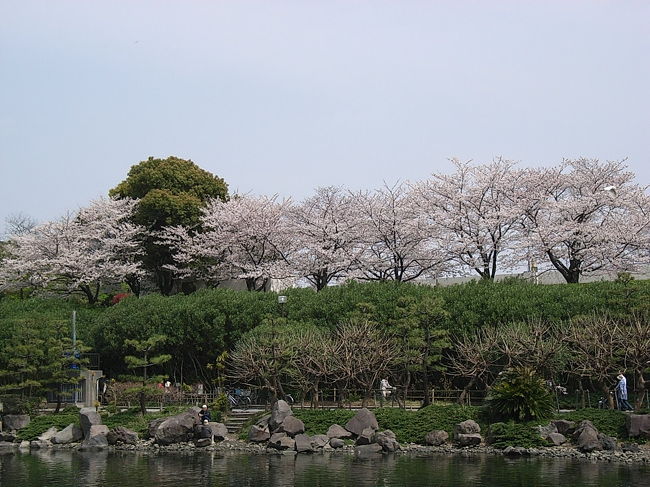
[[355, 427, 375, 446], [551, 419, 576, 436], [195, 425, 213, 439], [536, 423, 557, 439], [573, 421, 602, 452], [154, 409, 199, 445], [2, 415, 30, 431], [148, 417, 167, 439], [424, 430, 449, 446], [455, 420, 481, 435], [374, 430, 399, 452], [79, 408, 102, 439], [107, 426, 138, 446], [626, 414, 650, 439], [311, 435, 329, 449], [329, 438, 345, 449], [208, 422, 229, 441], [327, 424, 353, 439], [249, 424, 270, 443], [294, 434, 314, 453], [455, 433, 482, 447], [547, 432, 567, 446], [52, 424, 84, 445], [268, 400, 293, 431], [277, 416, 305, 437], [345, 408, 378, 437], [268, 432, 295, 451], [598, 433, 617, 451], [38, 426, 59, 442], [81, 424, 109, 450]]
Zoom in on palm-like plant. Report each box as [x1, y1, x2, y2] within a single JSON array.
[[484, 367, 554, 422]]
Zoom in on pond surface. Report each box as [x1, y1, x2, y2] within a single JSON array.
[[1, 450, 648, 487]]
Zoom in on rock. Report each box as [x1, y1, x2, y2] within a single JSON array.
[[147, 417, 167, 439], [598, 433, 617, 451], [81, 425, 109, 450], [79, 408, 102, 439], [269, 400, 293, 431], [277, 416, 305, 437], [329, 438, 345, 449], [249, 424, 271, 443], [536, 423, 558, 439], [52, 424, 84, 445], [19, 440, 30, 449], [30, 440, 50, 449], [424, 430, 449, 446], [626, 414, 650, 439], [547, 432, 567, 446], [268, 432, 288, 449], [194, 438, 212, 448], [355, 443, 383, 455], [195, 425, 213, 439], [106, 426, 138, 446], [345, 408, 378, 437], [0, 433, 16, 443], [355, 427, 375, 446], [208, 422, 229, 441], [551, 420, 576, 436], [455, 419, 481, 435], [574, 421, 602, 452], [154, 409, 199, 445], [374, 430, 399, 452], [295, 434, 314, 453], [622, 442, 640, 453], [503, 446, 528, 456], [311, 434, 329, 449], [327, 424, 353, 439], [455, 433, 482, 447], [38, 426, 59, 442], [2, 415, 30, 431]]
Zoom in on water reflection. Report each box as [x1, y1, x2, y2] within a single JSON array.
[[1, 450, 649, 487]]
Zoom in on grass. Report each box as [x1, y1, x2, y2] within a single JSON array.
[[15, 407, 80, 441]]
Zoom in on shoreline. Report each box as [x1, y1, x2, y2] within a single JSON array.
[[3, 438, 649, 464]]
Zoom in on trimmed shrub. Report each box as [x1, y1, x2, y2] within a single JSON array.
[[487, 421, 550, 449]]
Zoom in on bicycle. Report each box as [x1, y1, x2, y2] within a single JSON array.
[[227, 389, 252, 409]]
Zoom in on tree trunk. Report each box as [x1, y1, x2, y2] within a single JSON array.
[[634, 369, 646, 410], [458, 376, 477, 405], [126, 275, 141, 297], [547, 250, 581, 283]]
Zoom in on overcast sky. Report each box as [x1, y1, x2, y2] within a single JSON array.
[[1, 0, 649, 235]]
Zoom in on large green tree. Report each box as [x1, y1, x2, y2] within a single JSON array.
[[110, 156, 228, 294]]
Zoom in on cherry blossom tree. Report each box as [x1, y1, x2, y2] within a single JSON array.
[[350, 182, 450, 282], [520, 158, 650, 283], [163, 195, 296, 291], [0, 198, 144, 303], [288, 186, 359, 290], [413, 158, 525, 280]]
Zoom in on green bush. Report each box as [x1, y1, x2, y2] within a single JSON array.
[[15, 407, 80, 441], [293, 404, 480, 444], [484, 368, 555, 422], [0, 395, 43, 415], [487, 421, 550, 449]]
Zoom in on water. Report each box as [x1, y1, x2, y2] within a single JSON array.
[[1, 450, 649, 487]]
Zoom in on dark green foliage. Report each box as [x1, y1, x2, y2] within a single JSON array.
[[293, 404, 480, 443], [101, 406, 187, 438], [484, 368, 555, 422], [293, 409, 356, 436], [487, 421, 550, 449], [556, 408, 628, 438], [15, 406, 80, 441], [109, 156, 229, 295]]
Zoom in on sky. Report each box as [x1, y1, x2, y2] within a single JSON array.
[[1, 0, 649, 235]]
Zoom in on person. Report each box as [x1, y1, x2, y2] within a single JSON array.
[[199, 404, 212, 423], [380, 378, 393, 399], [616, 373, 633, 411]]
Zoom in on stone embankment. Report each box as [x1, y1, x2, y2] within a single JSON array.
[[1, 408, 649, 464]]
